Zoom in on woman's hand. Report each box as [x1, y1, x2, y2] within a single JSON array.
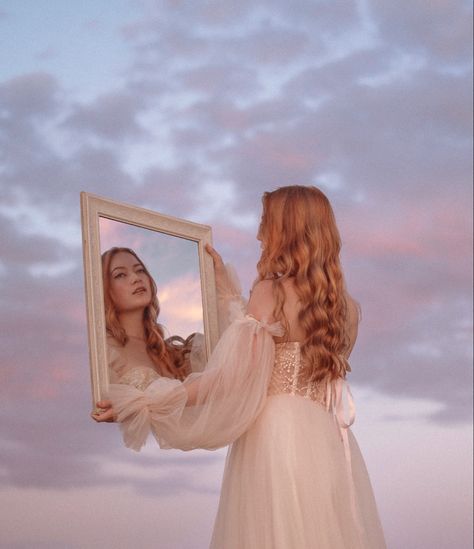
[[205, 243, 231, 292], [205, 243, 226, 277], [91, 400, 117, 423]]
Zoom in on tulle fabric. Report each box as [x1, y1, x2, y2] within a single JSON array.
[[107, 265, 387, 548], [107, 304, 285, 452], [210, 394, 386, 549], [216, 262, 247, 333]]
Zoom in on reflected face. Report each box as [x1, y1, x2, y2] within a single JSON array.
[[108, 251, 152, 313]]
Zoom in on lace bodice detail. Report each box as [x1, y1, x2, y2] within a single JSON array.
[[268, 342, 327, 407], [118, 366, 161, 391], [107, 339, 161, 390]]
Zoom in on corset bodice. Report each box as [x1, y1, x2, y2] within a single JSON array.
[[117, 366, 160, 391], [268, 342, 328, 407]]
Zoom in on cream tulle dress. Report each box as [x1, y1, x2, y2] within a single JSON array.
[[107, 270, 387, 549]]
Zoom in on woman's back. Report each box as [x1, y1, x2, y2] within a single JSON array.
[[212, 278, 385, 549], [247, 278, 360, 359]]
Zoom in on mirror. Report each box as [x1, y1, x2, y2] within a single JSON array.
[[80, 192, 218, 410]]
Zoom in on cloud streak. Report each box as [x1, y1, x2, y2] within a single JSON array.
[[0, 4, 471, 536]]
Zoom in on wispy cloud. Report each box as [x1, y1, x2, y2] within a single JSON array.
[[0, 0, 471, 520]]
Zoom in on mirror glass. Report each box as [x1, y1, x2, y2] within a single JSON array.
[[99, 217, 204, 337]]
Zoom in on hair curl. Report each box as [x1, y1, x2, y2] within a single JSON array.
[[257, 185, 352, 383], [101, 247, 190, 380]]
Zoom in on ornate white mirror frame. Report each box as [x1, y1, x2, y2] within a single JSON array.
[[80, 192, 218, 409]]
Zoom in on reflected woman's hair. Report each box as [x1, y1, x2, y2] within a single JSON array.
[[101, 246, 190, 379]]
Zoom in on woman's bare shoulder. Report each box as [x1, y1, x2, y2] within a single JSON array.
[[247, 279, 275, 320], [344, 291, 362, 324], [250, 278, 273, 294]]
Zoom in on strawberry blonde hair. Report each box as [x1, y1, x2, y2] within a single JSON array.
[[257, 185, 352, 383], [102, 247, 189, 380]]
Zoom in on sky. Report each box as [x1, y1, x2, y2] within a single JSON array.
[[0, 1, 472, 548], [99, 217, 204, 336]]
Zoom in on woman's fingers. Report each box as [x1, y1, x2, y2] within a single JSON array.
[[91, 400, 116, 422], [91, 408, 116, 423], [205, 243, 220, 261], [205, 243, 224, 269]]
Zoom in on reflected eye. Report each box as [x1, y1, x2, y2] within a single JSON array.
[[113, 272, 126, 279]]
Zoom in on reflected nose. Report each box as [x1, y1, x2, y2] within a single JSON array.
[[130, 272, 142, 284]]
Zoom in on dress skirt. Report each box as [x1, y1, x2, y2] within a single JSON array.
[[210, 394, 387, 549]]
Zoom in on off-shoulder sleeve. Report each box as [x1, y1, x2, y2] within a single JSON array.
[[188, 332, 206, 373], [106, 339, 126, 384], [107, 312, 284, 452], [216, 263, 247, 334]]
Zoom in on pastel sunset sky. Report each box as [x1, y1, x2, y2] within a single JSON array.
[[0, 1, 472, 548]]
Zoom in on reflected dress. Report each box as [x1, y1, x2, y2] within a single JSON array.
[[107, 337, 161, 390], [108, 301, 387, 548]]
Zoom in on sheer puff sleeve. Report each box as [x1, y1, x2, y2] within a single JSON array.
[[107, 303, 284, 452], [216, 263, 247, 334]]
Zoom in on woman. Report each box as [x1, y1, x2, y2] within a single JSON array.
[[93, 186, 387, 548], [97, 247, 191, 404]]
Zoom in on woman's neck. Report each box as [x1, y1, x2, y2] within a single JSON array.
[[118, 310, 146, 340]]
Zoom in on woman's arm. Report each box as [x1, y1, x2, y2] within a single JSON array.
[[104, 312, 283, 451], [183, 279, 275, 408], [343, 293, 361, 359], [246, 279, 275, 321], [206, 243, 247, 334]]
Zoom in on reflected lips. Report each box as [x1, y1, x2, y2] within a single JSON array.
[[133, 287, 147, 295]]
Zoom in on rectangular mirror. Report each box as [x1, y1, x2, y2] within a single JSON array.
[[80, 192, 218, 409]]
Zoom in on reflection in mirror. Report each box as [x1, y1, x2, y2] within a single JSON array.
[[99, 218, 203, 337], [99, 219, 206, 392], [80, 192, 217, 410]]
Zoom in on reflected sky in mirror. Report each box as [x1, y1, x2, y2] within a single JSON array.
[[99, 217, 203, 338]]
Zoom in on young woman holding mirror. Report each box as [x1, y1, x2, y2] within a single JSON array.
[[92, 186, 387, 548]]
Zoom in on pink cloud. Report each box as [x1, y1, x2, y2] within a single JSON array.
[[158, 272, 204, 336], [99, 217, 149, 251]]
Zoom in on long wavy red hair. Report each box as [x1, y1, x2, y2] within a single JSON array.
[[101, 247, 188, 379], [257, 185, 353, 383]]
